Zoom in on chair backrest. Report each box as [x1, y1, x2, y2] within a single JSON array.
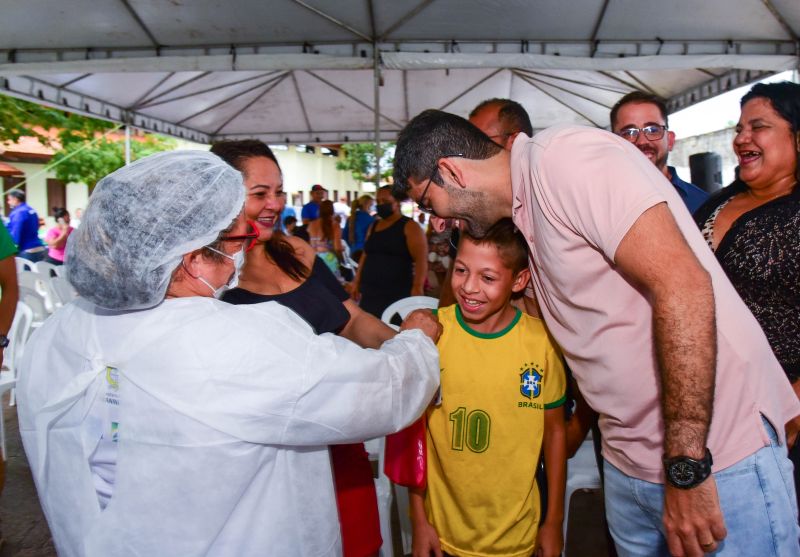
[[34, 260, 62, 278], [48, 276, 78, 306], [4, 301, 34, 375], [380, 296, 439, 330], [15, 257, 37, 274], [17, 271, 55, 314], [18, 285, 49, 326]]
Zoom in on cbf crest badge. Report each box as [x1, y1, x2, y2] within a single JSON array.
[[519, 363, 542, 399]]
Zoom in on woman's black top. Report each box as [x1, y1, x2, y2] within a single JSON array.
[[694, 180, 800, 380], [222, 256, 350, 334], [359, 216, 413, 318]]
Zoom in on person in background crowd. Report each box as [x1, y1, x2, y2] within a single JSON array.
[[43, 207, 74, 266], [5, 189, 45, 262], [279, 203, 296, 233], [301, 184, 327, 224], [393, 109, 800, 557], [211, 139, 404, 557], [72, 207, 83, 228], [18, 150, 442, 556], [343, 195, 375, 262], [308, 200, 345, 280], [611, 91, 709, 213], [283, 215, 298, 235], [694, 81, 800, 507], [352, 185, 428, 321], [333, 196, 351, 228]]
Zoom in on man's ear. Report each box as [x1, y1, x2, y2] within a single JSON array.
[[438, 157, 468, 189], [667, 129, 676, 152], [512, 268, 531, 293], [179, 250, 203, 279], [504, 132, 521, 151]]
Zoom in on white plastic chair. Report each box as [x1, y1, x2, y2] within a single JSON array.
[[380, 295, 439, 331], [1, 301, 34, 457], [363, 436, 395, 557], [375, 295, 439, 554], [18, 285, 49, 330], [47, 276, 78, 307], [34, 260, 62, 278], [14, 257, 37, 274], [18, 270, 56, 315], [564, 433, 602, 551]]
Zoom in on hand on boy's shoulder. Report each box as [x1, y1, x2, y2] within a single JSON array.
[[401, 309, 443, 344]]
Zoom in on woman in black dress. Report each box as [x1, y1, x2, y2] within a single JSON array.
[[353, 185, 428, 320]]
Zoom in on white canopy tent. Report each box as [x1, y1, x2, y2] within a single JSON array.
[[0, 0, 798, 146]]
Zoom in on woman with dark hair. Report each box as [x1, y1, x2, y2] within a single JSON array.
[[308, 199, 345, 280], [694, 80, 800, 500], [210, 140, 397, 557], [43, 207, 74, 265]]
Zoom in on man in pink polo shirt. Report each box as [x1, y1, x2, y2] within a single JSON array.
[[393, 109, 800, 557]]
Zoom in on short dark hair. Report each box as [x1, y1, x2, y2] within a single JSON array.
[[460, 217, 528, 273], [469, 98, 533, 137], [283, 215, 297, 227], [741, 81, 800, 135], [6, 189, 25, 203], [393, 109, 502, 198], [610, 91, 670, 129], [210, 140, 280, 173], [53, 207, 69, 220]]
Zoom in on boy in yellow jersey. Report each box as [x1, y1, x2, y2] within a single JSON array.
[[410, 218, 567, 557]]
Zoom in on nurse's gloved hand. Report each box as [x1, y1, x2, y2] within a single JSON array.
[[400, 309, 442, 344]]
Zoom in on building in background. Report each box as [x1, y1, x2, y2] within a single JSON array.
[[1, 135, 364, 226]]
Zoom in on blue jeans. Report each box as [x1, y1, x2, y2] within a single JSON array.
[[604, 418, 800, 556]]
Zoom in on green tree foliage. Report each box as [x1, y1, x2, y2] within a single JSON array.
[[0, 94, 173, 188], [336, 142, 394, 183]]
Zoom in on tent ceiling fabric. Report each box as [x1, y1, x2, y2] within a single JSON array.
[[0, 0, 798, 143]]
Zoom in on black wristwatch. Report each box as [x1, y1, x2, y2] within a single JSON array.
[[663, 449, 713, 489], [0, 334, 8, 348]]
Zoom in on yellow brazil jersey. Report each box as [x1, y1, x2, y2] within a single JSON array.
[[425, 304, 566, 557]]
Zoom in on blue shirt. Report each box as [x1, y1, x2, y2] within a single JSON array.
[[6, 202, 43, 251], [342, 210, 375, 252], [301, 201, 320, 222], [668, 167, 709, 214]]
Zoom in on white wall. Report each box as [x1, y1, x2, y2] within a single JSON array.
[[5, 143, 364, 224]]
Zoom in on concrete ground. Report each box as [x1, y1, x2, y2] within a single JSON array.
[[0, 400, 613, 557]]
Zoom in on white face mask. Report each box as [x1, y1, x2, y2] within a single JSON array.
[[196, 245, 245, 299]]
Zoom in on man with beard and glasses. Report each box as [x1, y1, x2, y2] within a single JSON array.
[[610, 92, 708, 214], [392, 109, 800, 557]]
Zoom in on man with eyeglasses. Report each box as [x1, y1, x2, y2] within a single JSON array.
[[611, 91, 708, 213], [393, 109, 800, 557]]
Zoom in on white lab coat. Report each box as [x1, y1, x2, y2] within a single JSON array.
[[17, 296, 440, 556]]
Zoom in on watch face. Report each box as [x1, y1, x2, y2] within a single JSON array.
[[669, 461, 696, 487]]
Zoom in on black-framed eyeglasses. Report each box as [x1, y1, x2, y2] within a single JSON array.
[[417, 153, 465, 214], [220, 219, 259, 252], [617, 124, 668, 142]]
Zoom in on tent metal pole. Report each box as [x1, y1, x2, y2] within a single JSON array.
[[373, 43, 381, 190], [125, 125, 131, 165]]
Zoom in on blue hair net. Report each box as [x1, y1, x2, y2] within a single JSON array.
[[65, 150, 245, 310]]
